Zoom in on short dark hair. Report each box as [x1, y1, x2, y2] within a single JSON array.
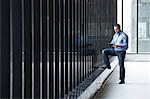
[[114, 24, 121, 29]]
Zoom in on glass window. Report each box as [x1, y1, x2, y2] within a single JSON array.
[[138, 0, 150, 53]]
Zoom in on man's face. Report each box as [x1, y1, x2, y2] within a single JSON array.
[[114, 26, 120, 33]]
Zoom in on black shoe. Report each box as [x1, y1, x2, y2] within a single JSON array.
[[102, 65, 111, 69], [118, 81, 125, 84], [107, 66, 111, 69]]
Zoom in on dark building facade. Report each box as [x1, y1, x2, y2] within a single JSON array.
[[0, 0, 117, 98]]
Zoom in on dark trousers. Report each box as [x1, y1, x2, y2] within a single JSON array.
[[102, 48, 126, 81]]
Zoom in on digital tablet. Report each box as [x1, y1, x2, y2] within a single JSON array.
[[108, 43, 114, 46]]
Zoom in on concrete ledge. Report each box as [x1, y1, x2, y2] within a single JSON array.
[[77, 57, 118, 99]]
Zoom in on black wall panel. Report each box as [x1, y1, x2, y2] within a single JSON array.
[[0, 0, 117, 98]]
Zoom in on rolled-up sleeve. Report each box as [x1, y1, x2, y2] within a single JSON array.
[[121, 35, 127, 46], [118, 34, 128, 50]]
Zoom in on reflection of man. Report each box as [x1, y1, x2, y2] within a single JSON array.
[[102, 24, 128, 84]]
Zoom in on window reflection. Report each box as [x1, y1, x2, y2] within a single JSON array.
[[138, 0, 150, 52]]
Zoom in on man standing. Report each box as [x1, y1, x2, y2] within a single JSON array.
[[102, 24, 128, 84]]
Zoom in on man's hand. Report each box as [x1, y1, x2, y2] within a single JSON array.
[[112, 45, 117, 48], [113, 45, 123, 48]]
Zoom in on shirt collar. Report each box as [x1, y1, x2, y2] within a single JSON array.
[[116, 31, 122, 36]]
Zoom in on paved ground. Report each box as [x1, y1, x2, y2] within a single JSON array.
[[93, 62, 150, 99]]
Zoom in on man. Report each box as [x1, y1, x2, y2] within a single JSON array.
[[102, 24, 128, 84]]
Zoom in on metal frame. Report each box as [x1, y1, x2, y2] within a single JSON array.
[[0, 0, 117, 98], [137, 0, 139, 54]]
